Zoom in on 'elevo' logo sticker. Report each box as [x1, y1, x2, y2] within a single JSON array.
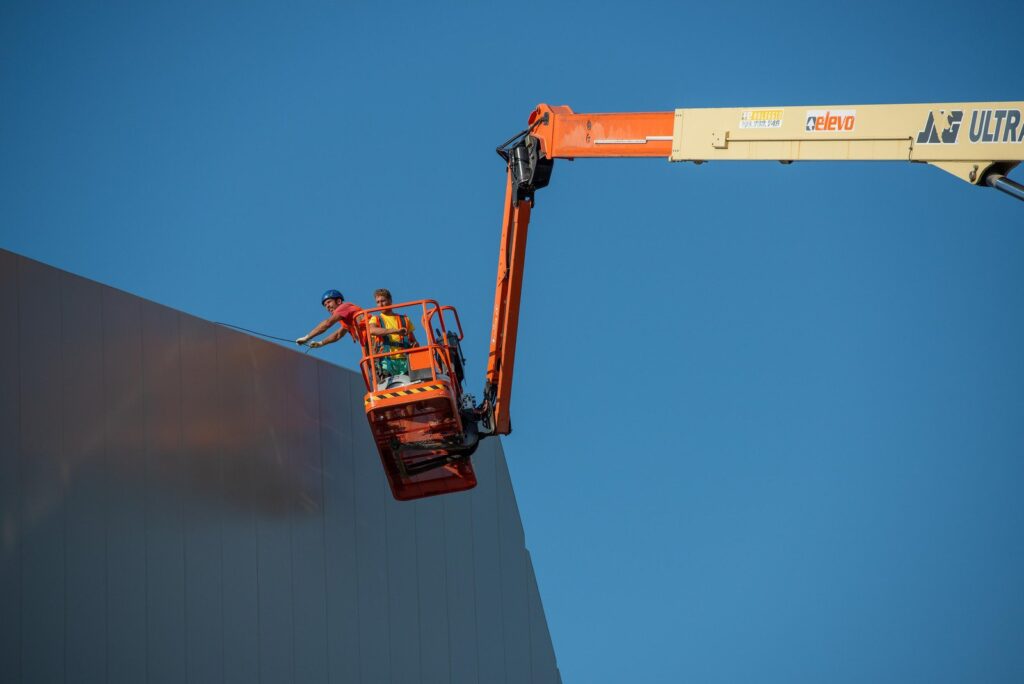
[[805, 110, 856, 132]]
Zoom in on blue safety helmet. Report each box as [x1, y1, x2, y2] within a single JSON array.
[[321, 289, 344, 305]]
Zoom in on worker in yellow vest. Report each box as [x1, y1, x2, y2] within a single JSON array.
[[367, 288, 418, 378]]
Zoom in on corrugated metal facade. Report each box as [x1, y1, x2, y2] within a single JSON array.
[[0, 249, 560, 684]]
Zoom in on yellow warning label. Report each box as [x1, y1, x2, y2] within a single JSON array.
[[739, 109, 784, 129]]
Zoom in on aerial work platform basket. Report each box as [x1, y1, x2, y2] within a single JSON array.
[[356, 300, 480, 501]]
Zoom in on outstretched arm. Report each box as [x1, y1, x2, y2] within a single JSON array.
[[308, 328, 346, 348], [296, 314, 342, 345]]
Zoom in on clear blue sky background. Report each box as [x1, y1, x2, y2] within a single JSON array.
[[3, 1, 1024, 681]]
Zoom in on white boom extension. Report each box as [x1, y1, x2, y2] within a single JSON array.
[[670, 102, 1024, 200]]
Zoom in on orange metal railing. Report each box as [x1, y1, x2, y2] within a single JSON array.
[[354, 299, 465, 395]]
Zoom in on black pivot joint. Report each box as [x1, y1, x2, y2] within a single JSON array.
[[497, 115, 554, 206]]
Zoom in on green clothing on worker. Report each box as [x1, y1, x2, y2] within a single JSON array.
[[370, 312, 414, 376]]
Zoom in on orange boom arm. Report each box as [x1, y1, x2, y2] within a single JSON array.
[[528, 104, 675, 159], [482, 101, 1023, 436], [483, 105, 675, 435]]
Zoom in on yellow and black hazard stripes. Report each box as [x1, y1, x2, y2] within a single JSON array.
[[364, 383, 446, 405]]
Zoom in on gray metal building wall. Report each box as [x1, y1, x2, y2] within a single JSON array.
[[0, 248, 561, 684]]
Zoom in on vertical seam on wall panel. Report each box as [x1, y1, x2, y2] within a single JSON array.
[[213, 325, 219, 683], [176, 317, 185, 682], [252, 337, 263, 684], [441, 502, 453, 683], [100, 286, 110, 684], [497, 465, 507, 684], [413, 505, 423, 680], [216, 324, 226, 684], [176, 314, 190, 683], [59, 272, 68, 684], [527, 551, 536, 684], [383, 481, 392, 683], [315, 363, 333, 683], [349, 373, 363, 682], [522, 519, 533, 682], [14, 258, 23, 684], [288, 374, 297, 684], [469, 496, 480, 684], [212, 323, 221, 684], [284, 356, 296, 683], [350, 374, 362, 684], [244, 334, 256, 684], [526, 551, 534, 684], [139, 300, 150, 684]]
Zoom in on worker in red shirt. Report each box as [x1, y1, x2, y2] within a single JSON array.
[[296, 289, 364, 349]]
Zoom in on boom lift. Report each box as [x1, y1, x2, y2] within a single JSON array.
[[360, 101, 1024, 501]]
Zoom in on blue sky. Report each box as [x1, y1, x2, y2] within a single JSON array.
[[3, 1, 1024, 681]]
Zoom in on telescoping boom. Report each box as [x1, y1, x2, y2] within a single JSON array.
[[482, 101, 1024, 438], [357, 100, 1023, 501]]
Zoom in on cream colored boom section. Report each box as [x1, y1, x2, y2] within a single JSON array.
[[670, 102, 1024, 185]]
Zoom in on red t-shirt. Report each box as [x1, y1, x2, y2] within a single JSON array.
[[330, 302, 364, 343]]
